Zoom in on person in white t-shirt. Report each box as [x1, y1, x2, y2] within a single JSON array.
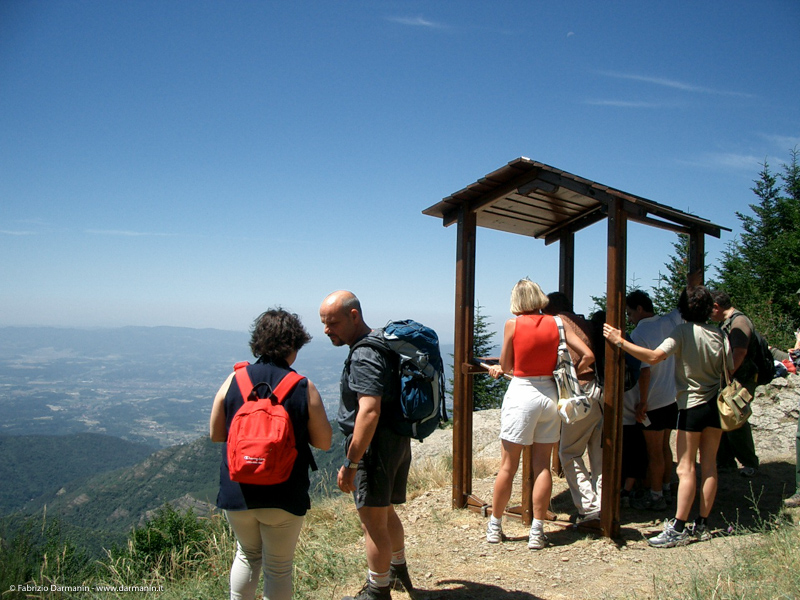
[[625, 290, 683, 511]]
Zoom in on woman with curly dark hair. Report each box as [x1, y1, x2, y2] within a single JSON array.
[[604, 285, 732, 548], [210, 308, 332, 600]]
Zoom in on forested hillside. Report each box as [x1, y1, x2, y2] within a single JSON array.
[[0, 433, 154, 514]]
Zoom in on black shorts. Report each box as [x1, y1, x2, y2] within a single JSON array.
[[644, 403, 679, 432], [622, 424, 648, 480], [350, 426, 411, 509], [676, 400, 721, 433]]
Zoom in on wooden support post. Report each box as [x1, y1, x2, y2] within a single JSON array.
[[601, 197, 626, 538], [689, 229, 705, 282], [452, 206, 476, 509], [558, 232, 576, 309]]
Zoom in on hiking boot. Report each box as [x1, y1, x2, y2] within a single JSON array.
[[648, 494, 667, 511], [647, 519, 690, 548], [486, 519, 504, 543], [527, 528, 548, 550], [389, 563, 415, 595], [629, 489, 652, 510], [342, 580, 391, 600], [630, 490, 667, 511], [784, 492, 800, 508], [687, 522, 712, 542]]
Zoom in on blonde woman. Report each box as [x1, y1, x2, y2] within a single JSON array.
[[487, 279, 594, 549]]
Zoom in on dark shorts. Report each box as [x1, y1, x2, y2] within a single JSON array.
[[644, 402, 679, 432], [676, 400, 721, 433], [622, 424, 648, 480], [350, 426, 411, 509]]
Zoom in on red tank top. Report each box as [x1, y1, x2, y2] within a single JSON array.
[[512, 314, 559, 377]]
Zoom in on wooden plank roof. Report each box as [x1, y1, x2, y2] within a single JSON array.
[[423, 157, 730, 243]]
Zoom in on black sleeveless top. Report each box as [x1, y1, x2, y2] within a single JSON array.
[[215, 358, 313, 516]]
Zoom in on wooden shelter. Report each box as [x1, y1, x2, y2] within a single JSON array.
[[423, 157, 729, 538]]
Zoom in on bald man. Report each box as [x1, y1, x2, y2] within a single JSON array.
[[320, 291, 414, 600]]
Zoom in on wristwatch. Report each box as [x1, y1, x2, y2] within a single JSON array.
[[616, 339, 623, 348], [343, 458, 359, 470]]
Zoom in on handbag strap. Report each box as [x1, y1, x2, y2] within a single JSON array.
[[720, 332, 732, 387], [553, 315, 568, 355]]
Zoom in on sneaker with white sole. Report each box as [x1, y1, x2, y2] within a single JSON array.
[[486, 519, 503, 543], [576, 510, 600, 524], [687, 522, 712, 542], [647, 519, 690, 548], [527, 528, 547, 550]]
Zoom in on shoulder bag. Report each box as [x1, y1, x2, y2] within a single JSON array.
[[552, 316, 591, 424], [717, 338, 753, 432]]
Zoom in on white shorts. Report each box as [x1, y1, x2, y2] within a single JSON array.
[[500, 376, 560, 445]]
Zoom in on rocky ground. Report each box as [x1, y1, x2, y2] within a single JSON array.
[[341, 374, 800, 600]]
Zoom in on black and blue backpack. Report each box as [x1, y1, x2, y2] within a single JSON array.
[[351, 320, 448, 441]]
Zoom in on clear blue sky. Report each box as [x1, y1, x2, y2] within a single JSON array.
[[2, 1, 798, 347]]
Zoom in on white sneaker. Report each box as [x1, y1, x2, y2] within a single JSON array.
[[527, 528, 547, 550], [576, 510, 600, 524], [486, 519, 503, 543]]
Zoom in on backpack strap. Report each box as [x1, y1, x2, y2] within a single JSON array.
[[233, 362, 305, 404], [233, 361, 256, 401], [270, 371, 305, 404]]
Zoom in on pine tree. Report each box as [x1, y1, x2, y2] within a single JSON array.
[[449, 303, 508, 411], [716, 149, 800, 348], [651, 234, 717, 315]]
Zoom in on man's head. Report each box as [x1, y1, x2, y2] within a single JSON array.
[[709, 290, 732, 323], [625, 289, 654, 325], [542, 291, 573, 316], [319, 290, 369, 347]]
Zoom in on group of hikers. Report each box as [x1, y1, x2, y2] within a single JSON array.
[[209, 283, 800, 600], [486, 279, 800, 552]]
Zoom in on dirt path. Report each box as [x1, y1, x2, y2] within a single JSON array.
[[360, 404, 799, 600]]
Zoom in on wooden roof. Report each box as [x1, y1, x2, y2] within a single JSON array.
[[423, 157, 730, 243]]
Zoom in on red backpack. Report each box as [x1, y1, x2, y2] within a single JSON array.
[[227, 361, 305, 485]]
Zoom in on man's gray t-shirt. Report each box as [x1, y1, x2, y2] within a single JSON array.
[[337, 332, 397, 436]]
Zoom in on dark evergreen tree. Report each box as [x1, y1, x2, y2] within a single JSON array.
[[449, 303, 508, 411], [651, 234, 717, 315], [716, 149, 800, 348]]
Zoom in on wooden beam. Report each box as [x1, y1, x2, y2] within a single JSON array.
[[601, 196, 626, 538], [441, 170, 545, 227], [543, 206, 607, 245], [452, 206, 476, 509]]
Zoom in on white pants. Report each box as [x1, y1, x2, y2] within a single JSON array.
[[559, 396, 603, 515], [225, 508, 305, 600]]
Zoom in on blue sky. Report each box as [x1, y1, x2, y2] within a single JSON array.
[[1, 0, 798, 348]]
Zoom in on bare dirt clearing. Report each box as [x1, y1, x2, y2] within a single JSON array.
[[337, 376, 799, 600]]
